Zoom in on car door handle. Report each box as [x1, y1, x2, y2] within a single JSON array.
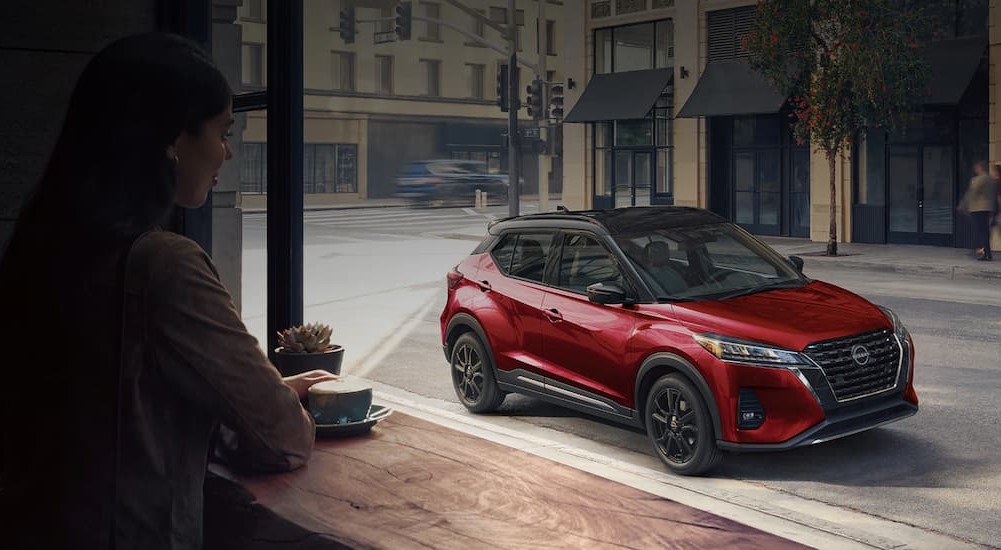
[[545, 308, 563, 323], [477, 280, 492, 292]]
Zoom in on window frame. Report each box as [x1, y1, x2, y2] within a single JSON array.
[[375, 54, 394, 95], [420, 58, 442, 97], [330, 50, 355, 92]]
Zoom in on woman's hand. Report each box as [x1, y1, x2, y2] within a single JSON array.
[[282, 369, 339, 402]]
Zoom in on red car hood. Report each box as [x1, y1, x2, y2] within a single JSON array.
[[672, 280, 891, 351]]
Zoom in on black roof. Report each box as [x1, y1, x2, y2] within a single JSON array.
[[489, 206, 727, 235]]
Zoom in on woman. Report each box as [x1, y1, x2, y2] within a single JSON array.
[[991, 164, 1001, 253], [958, 161, 997, 261], [0, 33, 335, 548]]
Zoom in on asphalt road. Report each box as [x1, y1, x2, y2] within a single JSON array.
[[242, 206, 1001, 548]]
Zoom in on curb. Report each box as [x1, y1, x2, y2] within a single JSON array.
[[798, 256, 1001, 282]]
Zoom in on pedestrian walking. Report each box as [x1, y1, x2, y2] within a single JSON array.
[[0, 33, 337, 549], [957, 160, 997, 261], [991, 164, 1001, 253]]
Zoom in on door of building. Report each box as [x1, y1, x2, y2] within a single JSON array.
[[887, 144, 954, 245], [733, 148, 782, 235], [613, 150, 654, 208]]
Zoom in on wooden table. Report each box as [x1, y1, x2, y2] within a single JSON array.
[[208, 412, 807, 549]]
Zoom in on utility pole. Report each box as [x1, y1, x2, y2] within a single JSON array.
[[536, 0, 548, 213], [507, 0, 520, 218]]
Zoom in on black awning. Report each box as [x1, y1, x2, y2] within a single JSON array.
[[675, 60, 786, 118], [564, 68, 673, 123], [921, 36, 987, 105]]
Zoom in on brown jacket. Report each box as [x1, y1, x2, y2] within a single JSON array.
[[0, 229, 314, 549]]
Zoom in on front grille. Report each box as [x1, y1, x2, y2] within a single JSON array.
[[803, 329, 900, 402]]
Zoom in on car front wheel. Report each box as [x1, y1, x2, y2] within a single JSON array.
[[450, 332, 505, 413], [645, 374, 722, 476]]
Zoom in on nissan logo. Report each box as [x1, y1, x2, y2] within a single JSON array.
[[851, 345, 871, 366]]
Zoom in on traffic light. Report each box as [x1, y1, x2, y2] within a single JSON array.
[[525, 79, 545, 120], [496, 64, 509, 113], [395, 1, 412, 41], [338, 7, 355, 44], [549, 83, 564, 120]]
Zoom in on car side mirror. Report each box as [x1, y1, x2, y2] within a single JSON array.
[[586, 281, 629, 305], [787, 255, 804, 273]]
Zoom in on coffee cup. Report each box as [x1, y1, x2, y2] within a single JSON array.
[[307, 377, 373, 425]]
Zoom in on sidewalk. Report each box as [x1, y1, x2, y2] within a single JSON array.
[[241, 196, 1001, 283]]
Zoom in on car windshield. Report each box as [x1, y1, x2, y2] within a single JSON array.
[[612, 222, 807, 302]]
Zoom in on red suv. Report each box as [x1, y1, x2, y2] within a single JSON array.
[[440, 207, 918, 475]]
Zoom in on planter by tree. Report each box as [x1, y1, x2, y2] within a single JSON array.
[[745, 0, 930, 256], [274, 322, 344, 377]]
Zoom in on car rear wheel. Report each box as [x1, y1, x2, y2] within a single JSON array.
[[451, 333, 505, 413], [645, 374, 722, 476]]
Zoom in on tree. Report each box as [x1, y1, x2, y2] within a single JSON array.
[[745, 0, 930, 255]]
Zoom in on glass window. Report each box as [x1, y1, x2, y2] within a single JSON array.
[[421, 2, 441, 41], [378, 6, 393, 34], [330, 51, 354, 92], [242, 43, 264, 86], [546, 20, 557, 55], [615, 120, 653, 146], [246, 0, 263, 20], [595, 28, 612, 74], [510, 233, 554, 282], [466, 64, 485, 99], [375, 55, 393, 95], [614, 23, 654, 72], [655, 20, 673, 68], [490, 234, 518, 274], [241, 142, 266, 193], [421, 59, 441, 96], [856, 131, 886, 206], [335, 145, 357, 193], [557, 234, 621, 293]]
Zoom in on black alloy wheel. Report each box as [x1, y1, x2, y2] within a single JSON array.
[[645, 374, 722, 475], [450, 332, 505, 413]]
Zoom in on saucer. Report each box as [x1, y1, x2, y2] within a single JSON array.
[[315, 404, 393, 438]]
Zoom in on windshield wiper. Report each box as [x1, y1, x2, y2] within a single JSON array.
[[713, 280, 807, 301]]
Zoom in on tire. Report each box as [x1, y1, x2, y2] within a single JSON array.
[[450, 332, 505, 413], [645, 374, 722, 476]]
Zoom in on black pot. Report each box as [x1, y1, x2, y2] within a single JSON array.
[[272, 346, 344, 377]]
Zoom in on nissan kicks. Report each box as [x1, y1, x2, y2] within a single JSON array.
[[440, 206, 918, 475]]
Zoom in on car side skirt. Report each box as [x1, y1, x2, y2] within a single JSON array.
[[495, 368, 643, 429]]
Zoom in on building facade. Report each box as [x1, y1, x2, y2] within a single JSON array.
[[561, 0, 998, 248], [235, 0, 566, 208]]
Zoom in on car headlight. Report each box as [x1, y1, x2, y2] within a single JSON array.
[[693, 333, 808, 366], [877, 305, 911, 343]]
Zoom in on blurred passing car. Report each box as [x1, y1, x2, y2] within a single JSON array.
[[395, 159, 509, 207]]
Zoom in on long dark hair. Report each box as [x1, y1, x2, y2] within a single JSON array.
[[11, 32, 231, 241]]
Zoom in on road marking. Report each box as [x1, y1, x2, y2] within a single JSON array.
[[349, 293, 439, 379]]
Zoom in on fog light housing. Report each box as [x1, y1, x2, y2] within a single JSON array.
[[737, 388, 765, 429]]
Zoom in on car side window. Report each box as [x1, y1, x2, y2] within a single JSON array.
[[509, 233, 553, 283], [490, 232, 553, 283], [557, 234, 622, 293], [489, 234, 518, 273]]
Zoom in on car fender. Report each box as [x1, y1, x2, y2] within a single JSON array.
[[634, 352, 722, 439], [444, 312, 495, 364]]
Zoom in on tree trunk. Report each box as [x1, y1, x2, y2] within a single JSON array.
[[826, 153, 838, 256]]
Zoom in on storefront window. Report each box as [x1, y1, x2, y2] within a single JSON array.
[[595, 28, 612, 74], [856, 132, 887, 206], [655, 20, 673, 68], [615, 120, 653, 146], [614, 23, 654, 72]]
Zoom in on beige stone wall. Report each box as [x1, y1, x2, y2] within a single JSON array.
[[561, 0, 588, 210]]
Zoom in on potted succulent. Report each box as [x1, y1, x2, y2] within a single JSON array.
[[273, 322, 344, 377]]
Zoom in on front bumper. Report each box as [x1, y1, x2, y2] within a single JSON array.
[[718, 392, 917, 452]]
